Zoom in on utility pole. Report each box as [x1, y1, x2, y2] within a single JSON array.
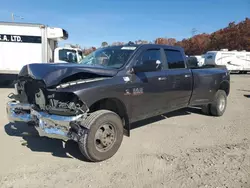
[[11, 13, 24, 21], [191, 28, 198, 36]]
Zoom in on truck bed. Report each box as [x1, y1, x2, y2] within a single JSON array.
[[189, 65, 229, 106]]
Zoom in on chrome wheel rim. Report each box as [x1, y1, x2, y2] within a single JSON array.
[[219, 96, 226, 111], [94, 123, 116, 152]]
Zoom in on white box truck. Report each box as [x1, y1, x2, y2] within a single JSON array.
[[0, 21, 83, 85]]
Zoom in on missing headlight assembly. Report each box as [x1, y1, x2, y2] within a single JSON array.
[[44, 91, 89, 116], [7, 88, 90, 142]]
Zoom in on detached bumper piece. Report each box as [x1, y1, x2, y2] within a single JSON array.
[[6, 101, 85, 141]]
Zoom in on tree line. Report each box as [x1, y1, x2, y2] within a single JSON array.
[[82, 17, 250, 56]]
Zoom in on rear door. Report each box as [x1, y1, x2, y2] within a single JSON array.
[[163, 49, 193, 110]]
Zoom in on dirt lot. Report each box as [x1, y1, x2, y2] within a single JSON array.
[[0, 75, 250, 188]]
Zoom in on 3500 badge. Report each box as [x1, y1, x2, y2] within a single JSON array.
[[124, 88, 144, 96]]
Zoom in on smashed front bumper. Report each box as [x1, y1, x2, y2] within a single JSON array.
[[6, 101, 85, 141]]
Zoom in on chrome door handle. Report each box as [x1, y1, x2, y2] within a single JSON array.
[[158, 77, 167, 81], [184, 74, 191, 78]]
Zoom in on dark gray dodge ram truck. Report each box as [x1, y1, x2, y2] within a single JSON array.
[[6, 44, 230, 162]]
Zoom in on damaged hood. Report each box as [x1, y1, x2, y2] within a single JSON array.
[[18, 63, 118, 87]]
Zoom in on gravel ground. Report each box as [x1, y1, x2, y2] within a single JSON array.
[[0, 75, 250, 188]]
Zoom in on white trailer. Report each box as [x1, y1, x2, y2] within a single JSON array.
[[204, 49, 250, 73], [0, 21, 83, 84]]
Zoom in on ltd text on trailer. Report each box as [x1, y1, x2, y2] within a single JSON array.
[[0, 22, 83, 85]]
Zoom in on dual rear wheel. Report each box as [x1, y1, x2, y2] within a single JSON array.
[[201, 90, 227, 116]]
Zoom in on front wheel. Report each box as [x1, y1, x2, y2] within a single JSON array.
[[78, 110, 124, 162]]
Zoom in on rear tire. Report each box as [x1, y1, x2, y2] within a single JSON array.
[[78, 110, 124, 162], [210, 90, 227, 116], [201, 104, 211, 115]]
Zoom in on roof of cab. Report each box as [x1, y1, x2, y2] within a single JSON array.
[[104, 43, 184, 51]]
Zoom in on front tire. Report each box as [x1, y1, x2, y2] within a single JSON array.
[[78, 110, 124, 162], [210, 90, 227, 116]]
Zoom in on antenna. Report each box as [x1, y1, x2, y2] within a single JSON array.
[[11, 13, 24, 21]]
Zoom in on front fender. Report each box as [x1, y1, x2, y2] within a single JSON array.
[[54, 76, 132, 119]]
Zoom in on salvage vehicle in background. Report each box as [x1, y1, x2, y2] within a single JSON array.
[[6, 44, 230, 162]]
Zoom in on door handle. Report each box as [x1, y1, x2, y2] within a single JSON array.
[[158, 77, 167, 81], [184, 74, 191, 78]]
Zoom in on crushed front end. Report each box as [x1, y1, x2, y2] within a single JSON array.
[[6, 78, 89, 141]]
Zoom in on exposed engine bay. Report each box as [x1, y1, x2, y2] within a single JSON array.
[[7, 77, 93, 141], [9, 78, 89, 116], [8, 63, 115, 121], [6, 64, 116, 141]]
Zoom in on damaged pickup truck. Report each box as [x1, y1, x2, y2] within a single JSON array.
[[6, 44, 230, 162]]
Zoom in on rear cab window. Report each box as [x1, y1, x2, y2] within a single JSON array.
[[186, 56, 199, 68], [164, 49, 186, 69]]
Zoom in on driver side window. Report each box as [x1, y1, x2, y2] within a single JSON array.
[[136, 49, 162, 66]]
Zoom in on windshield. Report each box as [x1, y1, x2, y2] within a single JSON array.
[[79, 46, 137, 69], [59, 49, 78, 63]]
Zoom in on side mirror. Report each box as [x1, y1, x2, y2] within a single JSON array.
[[132, 60, 162, 73]]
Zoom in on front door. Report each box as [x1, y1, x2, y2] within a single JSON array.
[[129, 48, 168, 121]]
